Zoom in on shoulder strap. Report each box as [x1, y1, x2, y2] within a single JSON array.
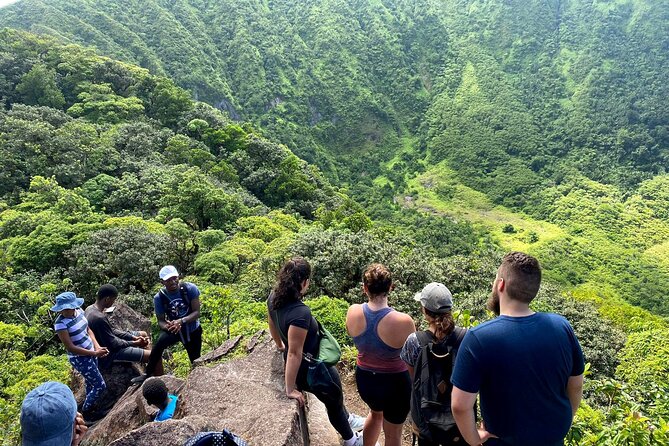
[[449, 327, 466, 347], [416, 330, 435, 347], [180, 284, 191, 311], [158, 288, 169, 308], [269, 298, 288, 345]]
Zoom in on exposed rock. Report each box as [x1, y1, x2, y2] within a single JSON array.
[[82, 375, 185, 446], [108, 419, 199, 446], [306, 393, 340, 446], [72, 362, 144, 421], [81, 338, 307, 445], [180, 339, 304, 445], [192, 335, 241, 366], [246, 329, 266, 352], [215, 98, 240, 121], [108, 301, 151, 335]]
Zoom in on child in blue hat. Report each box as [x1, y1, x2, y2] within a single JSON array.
[[52, 291, 109, 414]]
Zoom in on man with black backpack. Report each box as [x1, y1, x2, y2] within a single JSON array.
[[400, 282, 466, 445], [132, 265, 202, 384]]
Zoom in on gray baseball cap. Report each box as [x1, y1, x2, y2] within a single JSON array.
[[414, 282, 453, 313]]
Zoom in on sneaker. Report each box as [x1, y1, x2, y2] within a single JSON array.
[[348, 413, 365, 433], [342, 431, 363, 446], [343, 432, 379, 446], [130, 374, 148, 385]]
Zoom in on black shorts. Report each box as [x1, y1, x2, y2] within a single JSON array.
[[355, 366, 411, 424]]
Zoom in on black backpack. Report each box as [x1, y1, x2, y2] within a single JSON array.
[[183, 431, 247, 446], [158, 284, 190, 321], [410, 327, 467, 445]]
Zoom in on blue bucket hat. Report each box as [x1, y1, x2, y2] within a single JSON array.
[[50, 292, 84, 312], [20, 381, 77, 446]]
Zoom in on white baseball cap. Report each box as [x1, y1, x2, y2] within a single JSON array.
[[159, 265, 179, 280]]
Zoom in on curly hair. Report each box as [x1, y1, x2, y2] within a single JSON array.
[[142, 377, 168, 408], [362, 263, 393, 299], [423, 308, 455, 341], [270, 256, 312, 310]]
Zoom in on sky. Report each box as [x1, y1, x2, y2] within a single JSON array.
[[0, 0, 20, 8]]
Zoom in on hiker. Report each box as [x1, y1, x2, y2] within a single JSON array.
[[134, 265, 202, 384], [346, 263, 416, 446], [400, 282, 466, 445], [85, 284, 161, 374], [451, 252, 585, 446], [267, 257, 366, 446], [52, 291, 109, 414], [142, 377, 179, 422], [20, 381, 87, 446]]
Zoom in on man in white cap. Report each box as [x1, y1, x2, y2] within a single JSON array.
[[20, 381, 87, 446], [133, 265, 201, 384]]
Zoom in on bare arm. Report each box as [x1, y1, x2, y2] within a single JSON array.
[[345, 304, 358, 337], [452, 386, 496, 445], [267, 313, 285, 351], [181, 298, 200, 324], [57, 331, 96, 357], [156, 312, 171, 332], [285, 325, 307, 406], [399, 314, 416, 344], [88, 327, 102, 350], [566, 374, 584, 417]]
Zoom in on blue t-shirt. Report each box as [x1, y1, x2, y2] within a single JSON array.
[[154, 394, 178, 422], [451, 313, 585, 446], [154, 282, 200, 333]]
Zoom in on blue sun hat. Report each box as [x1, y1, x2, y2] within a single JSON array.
[[50, 292, 84, 312]]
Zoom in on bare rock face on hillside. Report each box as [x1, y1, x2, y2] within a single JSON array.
[[107, 419, 200, 446], [81, 333, 318, 446], [108, 301, 151, 334], [72, 362, 144, 422], [83, 375, 185, 446]]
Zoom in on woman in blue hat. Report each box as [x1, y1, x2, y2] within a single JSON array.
[[52, 291, 109, 414]]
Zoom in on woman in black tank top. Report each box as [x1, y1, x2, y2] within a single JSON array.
[[267, 257, 364, 446]]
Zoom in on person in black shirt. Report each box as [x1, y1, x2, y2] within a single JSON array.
[[267, 257, 366, 446], [85, 284, 161, 374]]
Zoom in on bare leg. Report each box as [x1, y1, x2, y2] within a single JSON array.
[[382, 418, 404, 446], [363, 410, 383, 446]]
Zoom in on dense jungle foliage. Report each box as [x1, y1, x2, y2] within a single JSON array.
[[0, 0, 668, 444]]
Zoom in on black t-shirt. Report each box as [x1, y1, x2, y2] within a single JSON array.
[[267, 295, 319, 359]]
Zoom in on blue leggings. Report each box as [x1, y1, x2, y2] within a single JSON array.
[[70, 356, 106, 411]]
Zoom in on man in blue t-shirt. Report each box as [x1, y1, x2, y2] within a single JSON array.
[[451, 252, 584, 446], [133, 265, 202, 384]]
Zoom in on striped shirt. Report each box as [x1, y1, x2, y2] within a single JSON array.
[[54, 309, 94, 358]]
